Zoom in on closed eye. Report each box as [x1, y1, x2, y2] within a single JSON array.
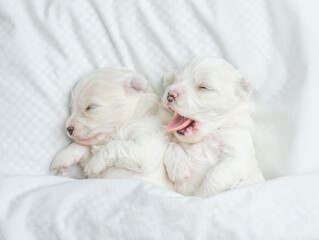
[[85, 104, 98, 111], [198, 85, 212, 91]]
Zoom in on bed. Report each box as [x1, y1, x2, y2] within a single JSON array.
[[1, 0, 319, 239]]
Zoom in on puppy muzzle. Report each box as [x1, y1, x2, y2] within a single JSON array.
[[66, 126, 74, 135]]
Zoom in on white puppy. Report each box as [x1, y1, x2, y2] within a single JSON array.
[[162, 57, 264, 197], [51, 68, 172, 189]]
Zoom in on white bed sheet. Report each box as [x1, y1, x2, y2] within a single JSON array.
[[1, 0, 319, 178], [1, 174, 319, 240], [1, 0, 319, 239]]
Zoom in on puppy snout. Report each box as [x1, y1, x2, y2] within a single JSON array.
[[66, 126, 74, 135], [167, 90, 178, 103]]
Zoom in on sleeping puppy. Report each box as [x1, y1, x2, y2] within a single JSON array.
[[162, 57, 264, 197], [51, 68, 172, 189]]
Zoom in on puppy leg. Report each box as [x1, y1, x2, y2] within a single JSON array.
[[57, 168, 69, 178], [236, 170, 265, 188], [83, 147, 109, 177], [194, 156, 243, 197], [51, 142, 90, 175], [164, 142, 193, 183], [83, 140, 145, 176]]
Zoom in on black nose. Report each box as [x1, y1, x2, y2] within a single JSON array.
[[66, 126, 74, 135], [167, 93, 175, 103]]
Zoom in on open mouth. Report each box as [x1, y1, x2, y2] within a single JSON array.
[[166, 114, 197, 136]]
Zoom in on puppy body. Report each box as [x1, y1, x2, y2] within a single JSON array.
[[85, 95, 172, 189], [92, 115, 171, 186], [163, 57, 264, 197], [51, 68, 172, 189]]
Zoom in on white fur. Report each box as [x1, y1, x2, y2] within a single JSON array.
[[51, 68, 173, 189], [162, 57, 264, 197]]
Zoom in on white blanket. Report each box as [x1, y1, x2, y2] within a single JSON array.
[[1, 0, 319, 239], [1, 174, 319, 239]]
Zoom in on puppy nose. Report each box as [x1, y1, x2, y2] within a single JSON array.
[[167, 91, 178, 103], [66, 126, 74, 135]]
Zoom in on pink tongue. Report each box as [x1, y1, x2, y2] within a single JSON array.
[[166, 114, 193, 132]]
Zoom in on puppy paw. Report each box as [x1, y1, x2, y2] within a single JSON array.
[[119, 159, 143, 173], [164, 143, 193, 183], [168, 161, 193, 184], [51, 150, 78, 172], [51, 143, 89, 175], [57, 168, 69, 178], [83, 154, 107, 177]]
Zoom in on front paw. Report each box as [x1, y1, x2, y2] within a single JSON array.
[[164, 143, 193, 183], [51, 150, 78, 173], [83, 154, 107, 177], [57, 168, 69, 178]]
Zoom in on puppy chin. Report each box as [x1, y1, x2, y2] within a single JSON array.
[[174, 129, 205, 144], [71, 132, 108, 146]]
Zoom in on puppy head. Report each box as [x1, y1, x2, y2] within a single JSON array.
[[162, 57, 252, 143], [66, 68, 151, 146]]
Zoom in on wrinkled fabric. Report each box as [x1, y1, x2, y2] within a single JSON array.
[[0, 175, 319, 239], [1, 0, 319, 239]]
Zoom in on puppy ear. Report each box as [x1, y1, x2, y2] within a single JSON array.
[[125, 73, 148, 93], [163, 71, 175, 88], [235, 73, 253, 98]]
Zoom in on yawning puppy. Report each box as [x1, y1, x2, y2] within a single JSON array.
[[51, 68, 172, 189], [162, 57, 264, 197]]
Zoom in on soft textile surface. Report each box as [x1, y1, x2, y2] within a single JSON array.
[[0, 174, 319, 239], [1, 0, 319, 239], [1, 0, 319, 178]]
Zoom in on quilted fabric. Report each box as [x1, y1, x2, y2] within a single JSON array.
[[0, 0, 319, 179]]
